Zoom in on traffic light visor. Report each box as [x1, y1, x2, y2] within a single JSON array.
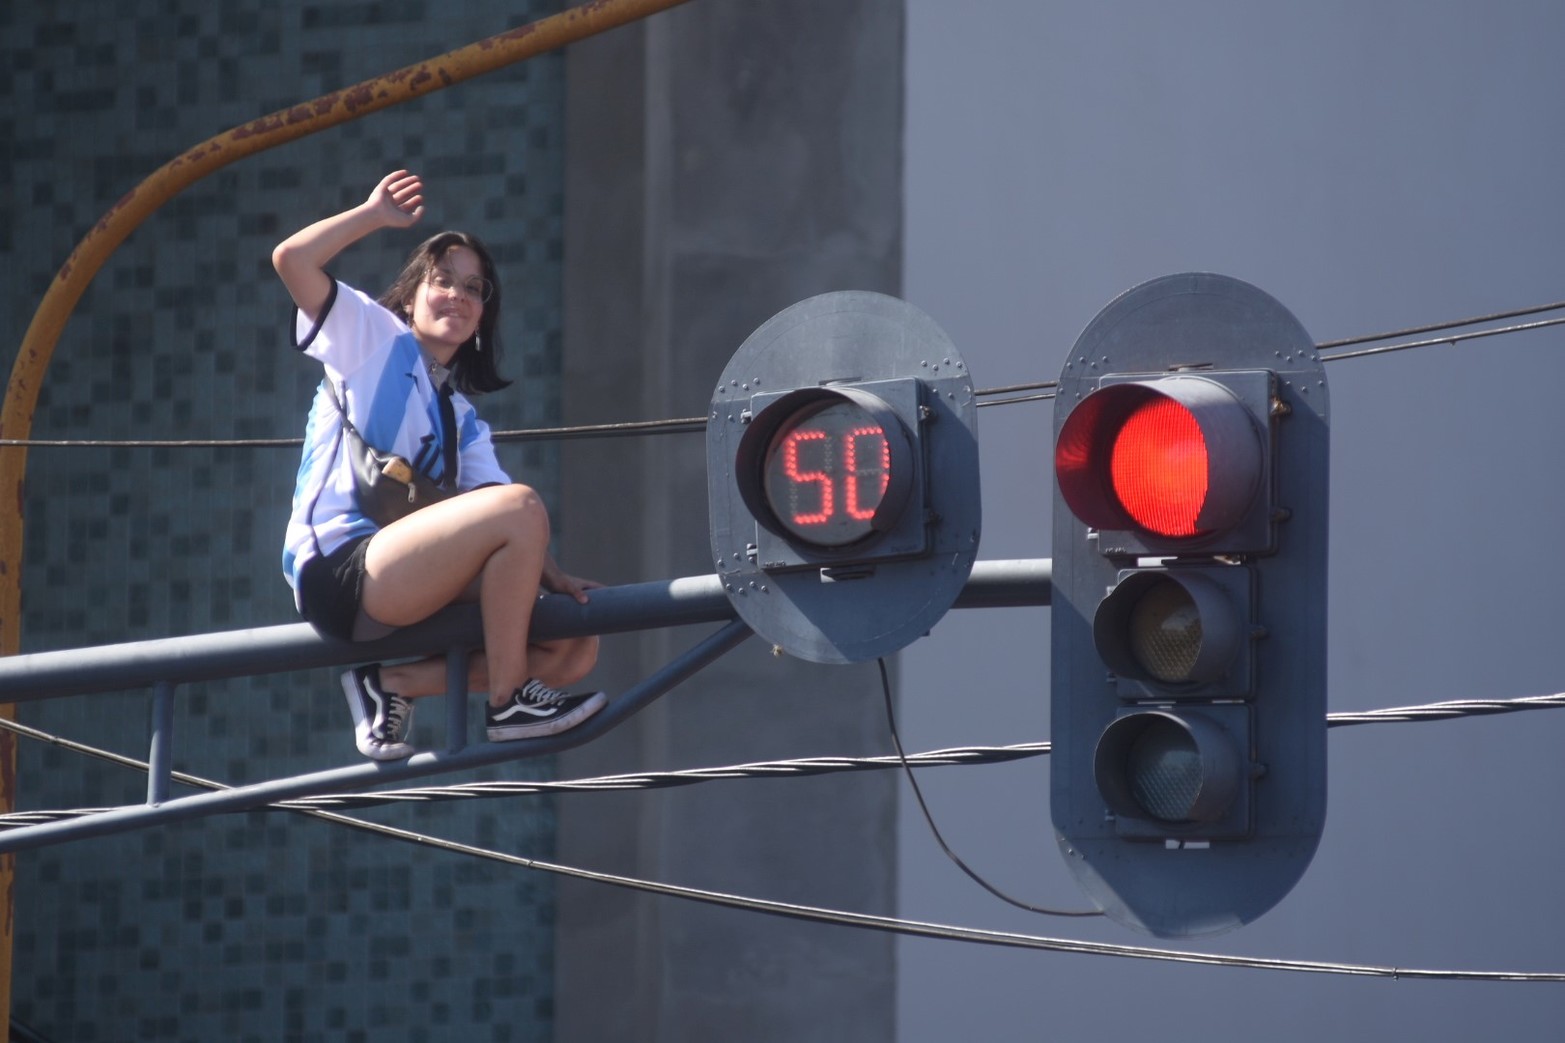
[[1055, 377, 1263, 541]]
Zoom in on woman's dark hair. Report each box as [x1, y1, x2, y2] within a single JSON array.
[[378, 231, 512, 394]]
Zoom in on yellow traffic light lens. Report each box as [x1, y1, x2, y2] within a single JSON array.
[[1110, 398, 1208, 538], [1127, 578, 1203, 683], [1125, 723, 1203, 823]]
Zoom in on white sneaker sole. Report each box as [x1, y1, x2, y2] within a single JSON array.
[[486, 691, 608, 742], [342, 670, 414, 761]]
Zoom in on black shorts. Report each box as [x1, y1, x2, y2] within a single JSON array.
[[298, 535, 373, 641]]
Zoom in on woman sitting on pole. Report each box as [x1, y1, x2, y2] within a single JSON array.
[[275, 170, 606, 761]]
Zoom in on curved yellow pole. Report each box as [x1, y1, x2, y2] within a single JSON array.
[[0, 0, 693, 1032]]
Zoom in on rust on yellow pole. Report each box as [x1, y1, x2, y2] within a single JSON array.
[[0, 0, 693, 1034]]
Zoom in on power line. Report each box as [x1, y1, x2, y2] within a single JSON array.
[[1315, 298, 1565, 351], [3, 691, 1562, 825], [877, 657, 1101, 918], [0, 383, 1035, 451], [8, 295, 1563, 451], [1324, 692, 1565, 727], [300, 804, 1565, 982], [1318, 315, 1565, 363], [1, 713, 1561, 981]]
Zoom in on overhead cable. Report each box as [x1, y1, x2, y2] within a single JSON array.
[[3, 690, 1564, 825], [1315, 298, 1565, 351], [0, 714, 1559, 980], [6, 297, 1564, 450]]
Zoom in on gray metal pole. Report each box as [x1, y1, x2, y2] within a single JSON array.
[[0, 560, 1053, 853], [0, 620, 755, 854], [146, 680, 174, 806], [0, 560, 1049, 703], [0, 572, 740, 702], [445, 647, 470, 754]]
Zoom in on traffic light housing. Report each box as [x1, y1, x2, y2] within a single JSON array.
[[707, 291, 980, 663], [1050, 273, 1328, 937]]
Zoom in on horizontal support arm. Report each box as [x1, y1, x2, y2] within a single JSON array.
[[0, 559, 1050, 702]]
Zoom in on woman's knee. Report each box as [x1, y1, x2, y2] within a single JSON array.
[[480, 482, 549, 540]]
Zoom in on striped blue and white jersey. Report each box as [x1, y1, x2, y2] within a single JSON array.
[[281, 277, 510, 608]]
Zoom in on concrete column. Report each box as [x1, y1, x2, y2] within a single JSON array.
[[557, 2, 904, 1038]]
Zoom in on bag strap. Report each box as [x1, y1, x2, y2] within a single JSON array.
[[324, 377, 457, 490], [322, 379, 361, 438], [436, 384, 458, 490]]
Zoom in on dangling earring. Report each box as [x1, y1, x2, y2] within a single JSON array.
[[474, 334, 483, 353]]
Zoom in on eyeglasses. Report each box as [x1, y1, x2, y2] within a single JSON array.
[[426, 266, 494, 303]]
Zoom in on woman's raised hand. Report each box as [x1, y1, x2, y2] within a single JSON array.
[[368, 170, 425, 229], [275, 170, 424, 319]]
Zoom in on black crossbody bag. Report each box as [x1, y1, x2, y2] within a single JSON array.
[[324, 380, 454, 526]]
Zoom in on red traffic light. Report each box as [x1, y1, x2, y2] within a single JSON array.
[[1055, 376, 1266, 545], [1051, 273, 1328, 936], [1111, 397, 1208, 537]]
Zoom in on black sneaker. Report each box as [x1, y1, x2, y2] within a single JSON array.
[[341, 665, 415, 761], [486, 679, 607, 741]]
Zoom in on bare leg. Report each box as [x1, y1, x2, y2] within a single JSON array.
[[358, 484, 552, 708], [527, 635, 600, 689]]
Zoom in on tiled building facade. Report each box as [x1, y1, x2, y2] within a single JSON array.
[[4, 3, 570, 1038]]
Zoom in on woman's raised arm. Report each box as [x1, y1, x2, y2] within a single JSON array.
[[271, 170, 425, 321]]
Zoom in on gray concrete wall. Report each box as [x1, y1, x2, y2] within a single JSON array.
[[557, 2, 905, 1038]]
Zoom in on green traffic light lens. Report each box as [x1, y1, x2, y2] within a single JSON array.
[[1127, 578, 1203, 683], [1125, 722, 1203, 823], [1094, 710, 1245, 830]]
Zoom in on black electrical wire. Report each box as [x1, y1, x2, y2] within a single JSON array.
[[0, 712, 1053, 821], [876, 658, 1101, 918], [976, 380, 1056, 396], [1315, 298, 1565, 351], [2, 714, 1562, 981], [4, 296, 1564, 451], [0, 417, 710, 451], [1317, 315, 1565, 364], [5, 691, 1565, 825], [288, 800, 1565, 982], [977, 390, 1056, 407], [282, 741, 1051, 810], [8, 1015, 54, 1043], [1325, 693, 1565, 727], [0, 383, 1034, 450]]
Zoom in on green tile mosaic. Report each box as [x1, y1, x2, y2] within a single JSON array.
[[2, 2, 569, 1038]]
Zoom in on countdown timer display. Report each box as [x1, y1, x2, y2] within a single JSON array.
[[761, 399, 894, 546], [735, 384, 917, 557], [705, 290, 980, 664]]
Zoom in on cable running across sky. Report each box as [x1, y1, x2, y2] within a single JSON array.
[[6, 295, 1563, 450], [4, 691, 1564, 825], [0, 710, 1560, 982]]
